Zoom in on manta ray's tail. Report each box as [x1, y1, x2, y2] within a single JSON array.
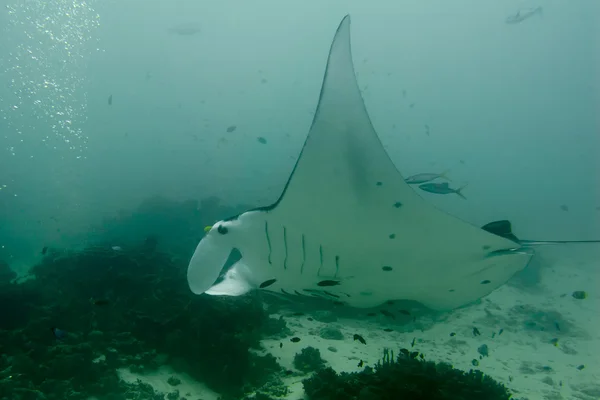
[[482, 220, 600, 246]]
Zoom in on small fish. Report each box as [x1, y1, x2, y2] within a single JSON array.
[[572, 290, 587, 300], [471, 359, 479, 366], [51, 327, 67, 340], [409, 103, 415, 108], [473, 327, 481, 337], [411, 337, 416, 348], [449, 332, 456, 337], [353, 334, 366, 345], [259, 279, 277, 289], [418, 182, 467, 200], [357, 360, 363, 367], [108, 94, 112, 105], [226, 125, 237, 133], [90, 298, 110, 306], [560, 204, 569, 212], [506, 7, 543, 24], [550, 338, 559, 347], [577, 365, 585, 371], [41, 246, 48, 255], [498, 328, 504, 336], [406, 171, 451, 184], [317, 280, 340, 287], [424, 124, 430, 136], [279, 342, 283, 348], [257, 137, 267, 144], [290, 337, 301, 343], [554, 322, 561, 331], [204, 225, 212, 233]]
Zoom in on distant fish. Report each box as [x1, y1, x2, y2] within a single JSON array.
[[290, 337, 301, 343], [41, 246, 48, 255], [506, 7, 543, 24], [168, 22, 201, 36], [90, 297, 110, 306], [353, 333, 366, 345], [257, 137, 267, 144], [357, 360, 363, 367], [226, 125, 237, 133], [572, 290, 587, 300], [108, 95, 112, 106], [418, 182, 467, 200], [405, 170, 451, 185], [560, 205, 568, 212], [51, 327, 67, 340]]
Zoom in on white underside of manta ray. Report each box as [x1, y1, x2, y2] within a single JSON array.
[[187, 15, 598, 311]]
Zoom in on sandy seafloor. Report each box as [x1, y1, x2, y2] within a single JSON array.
[[108, 253, 599, 400]]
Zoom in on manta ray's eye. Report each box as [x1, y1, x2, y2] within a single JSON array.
[[217, 225, 228, 235]]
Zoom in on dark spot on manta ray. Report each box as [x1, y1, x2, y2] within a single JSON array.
[[376, 181, 383, 186], [393, 202, 402, 208], [382, 266, 393, 271], [259, 279, 277, 288], [317, 280, 340, 287], [217, 225, 228, 235], [480, 280, 491, 285], [389, 233, 396, 239]]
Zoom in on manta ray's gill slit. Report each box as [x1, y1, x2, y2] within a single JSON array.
[[283, 226, 288, 270], [301, 234, 306, 274], [264, 221, 272, 265], [318, 245, 324, 276]]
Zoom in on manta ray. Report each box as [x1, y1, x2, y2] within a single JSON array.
[[187, 15, 599, 311]]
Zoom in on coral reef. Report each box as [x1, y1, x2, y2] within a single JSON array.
[[303, 348, 512, 400], [0, 196, 286, 399], [293, 346, 327, 373]]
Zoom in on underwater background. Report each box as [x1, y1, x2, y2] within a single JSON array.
[[1, 0, 599, 399]]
